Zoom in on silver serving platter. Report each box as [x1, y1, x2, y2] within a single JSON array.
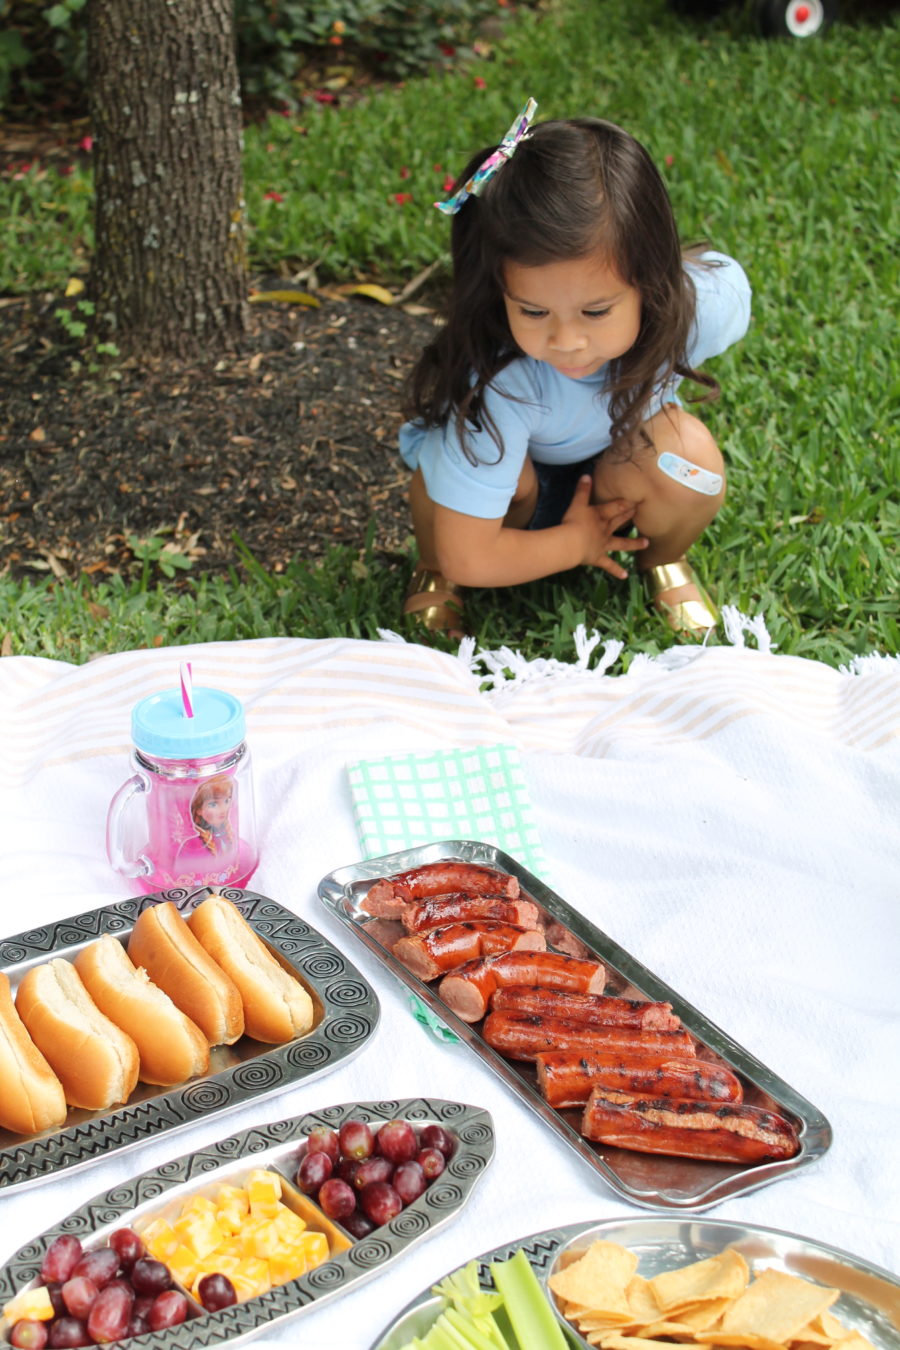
[[318, 840, 832, 1212], [0, 1097, 495, 1350], [369, 1216, 900, 1350], [0, 886, 379, 1195]]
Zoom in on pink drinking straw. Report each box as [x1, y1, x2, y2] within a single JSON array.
[[180, 661, 194, 718]]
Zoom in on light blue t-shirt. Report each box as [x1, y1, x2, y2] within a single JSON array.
[[399, 252, 751, 520]]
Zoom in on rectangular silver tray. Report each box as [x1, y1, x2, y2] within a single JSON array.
[[0, 886, 380, 1196], [0, 1097, 495, 1350], [318, 840, 832, 1212], [370, 1216, 900, 1350]]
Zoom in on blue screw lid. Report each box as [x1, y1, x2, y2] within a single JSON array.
[[131, 686, 246, 759]]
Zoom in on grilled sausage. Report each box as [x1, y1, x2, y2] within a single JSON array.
[[363, 862, 519, 918], [491, 986, 681, 1030], [402, 895, 542, 934], [535, 1050, 743, 1109], [481, 1010, 695, 1060], [581, 1090, 800, 1163], [392, 922, 545, 982], [438, 951, 607, 1023]]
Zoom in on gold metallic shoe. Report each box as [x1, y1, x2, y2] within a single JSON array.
[[642, 558, 719, 639], [403, 566, 467, 637]]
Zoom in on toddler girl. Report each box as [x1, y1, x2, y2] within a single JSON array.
[[400, 99, 750, 638]]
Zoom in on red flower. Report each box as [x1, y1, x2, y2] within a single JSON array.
[[400, 166, 410, 179], [78, 135, 93, 153], [442, 175, 455, 193], [473, 76, 487, 90], [393, 192, 414, 205], [264, 191, 284, 202], [664, 154, 675, 168], [313, 90, 337, 104], [439, 42, 456, 55], [432, 163, 442, 172], [58, 163, 74, 176]]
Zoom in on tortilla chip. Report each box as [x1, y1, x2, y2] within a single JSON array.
[[548, 1240, 638, 1319], [716, 1269, 839, 1342], [705, 1335, 796, 1350], [649, 1249, 751, 1312], [823, 1335, 877, 1350], [598, 1337, 707, 1350], [639, 1298, 732, 1336], [626, 1275, 666, 1324]]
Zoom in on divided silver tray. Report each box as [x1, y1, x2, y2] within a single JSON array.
[[370, 1216, 900, 1350], [0, 886, 380, 1195], [0, 1097, 495, 1350], [318, 840, 832, 1212]]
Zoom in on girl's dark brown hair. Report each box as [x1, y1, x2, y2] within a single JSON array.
[[405, 117, 718, 464]]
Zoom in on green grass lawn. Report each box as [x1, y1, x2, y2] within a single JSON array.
[[2, 0, 898, 668]]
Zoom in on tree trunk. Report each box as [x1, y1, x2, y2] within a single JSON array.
[[87, 0, 248, 359]]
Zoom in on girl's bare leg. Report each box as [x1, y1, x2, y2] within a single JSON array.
[[591, 405, 726, 611]]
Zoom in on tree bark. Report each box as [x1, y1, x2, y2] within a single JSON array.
[[87, 0, 248, 359]]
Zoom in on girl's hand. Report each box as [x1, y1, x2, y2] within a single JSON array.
[[563, 475, 648, 579]]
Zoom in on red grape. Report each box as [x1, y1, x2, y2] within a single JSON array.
[[40, 1237, 83, 1285], [419, 1124, 455, 1158], [61, 1277, 99, 1320], [392, 1160, 427, 1205], [10, 1322, 49, 1350], [317, 1178, 357, 1221], [335, 1156, 359, 1184], [341, 1210, 374, 1239], [132, 1297, 155, 1321], [417, 1146, 446, 1180], [70, 1249, 119, 1292], [375, 1120, 418, 1164], [48, 1318, 90, 1349], [359, 1180, 402, 1226], [107, 1229, 145, 1271], [352, 1156, 393, 1190], [126, 1315, 150, 1338], [296, 1149, 333, 1194], [304, 1126, 340, 1162], [130, 1258, 172, 1297], [86, 1283, 134, 1344], [338, 1119, 374, 1160], [197, 1273, 237, 1312], [148, 1290, 188, 1330]]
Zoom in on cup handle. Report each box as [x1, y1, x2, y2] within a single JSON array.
[[106, 772, 153, 879]]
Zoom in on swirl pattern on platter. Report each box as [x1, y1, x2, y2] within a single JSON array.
[[299, 952, 344, 980], [232, 1058, 283, 1092], [421, 1181, 462, 1210], [305, 1258, 349, 1288], [322, 1014, 371, 1044], [456, 1121, 492, 1147], [389, 1208, 429, 1240], [324, 979, 369, 1006], [180, 1080, 231, 1114], [346, 1236, 393, 1268], [284, 1040, 330, 1068]]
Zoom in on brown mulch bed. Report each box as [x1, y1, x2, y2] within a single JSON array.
[[0, 287, 440, 586]]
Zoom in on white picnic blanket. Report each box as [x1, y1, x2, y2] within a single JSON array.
[[1, 620, 899, 1347]]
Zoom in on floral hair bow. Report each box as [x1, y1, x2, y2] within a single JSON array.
[[435, 97, 538, 216]]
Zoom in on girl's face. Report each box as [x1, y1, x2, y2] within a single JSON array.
[[198, 789, 231, 828], [501, 251, 641, 380]]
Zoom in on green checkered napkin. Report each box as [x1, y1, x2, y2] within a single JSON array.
[[347, 743, 545, 1041], [347, 743, 545, 877]]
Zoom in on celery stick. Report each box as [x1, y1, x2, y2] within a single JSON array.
[[489, 1249, 570, 1350], [444, 1305, 514, 1350]]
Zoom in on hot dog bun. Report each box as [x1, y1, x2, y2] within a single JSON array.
[[74, 935, 210, 1086], [0, 971, 68, 1134], [187, 894, 314, 1043], [15, 959, 140, 1111], [127, 901, 244, 1046]]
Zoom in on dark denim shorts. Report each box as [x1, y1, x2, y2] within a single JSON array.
[[527, 456, 599, 530]]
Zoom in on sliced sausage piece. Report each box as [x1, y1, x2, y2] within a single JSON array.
[[438, 950, 607, 1023], [491, 986, 681, 1030], [363, 862, 520, 919], [393, 922, 545, 982], [535, 1051, 743, 1109], [581, 1091, 800, 1163], [481, 1010, 695, 1060], [402, 895, 542, 934]]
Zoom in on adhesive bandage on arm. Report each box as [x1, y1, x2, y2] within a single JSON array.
[[657, 451, 723, 496]]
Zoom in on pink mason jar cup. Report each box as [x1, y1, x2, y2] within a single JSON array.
[[106, 683, 259, 892]]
